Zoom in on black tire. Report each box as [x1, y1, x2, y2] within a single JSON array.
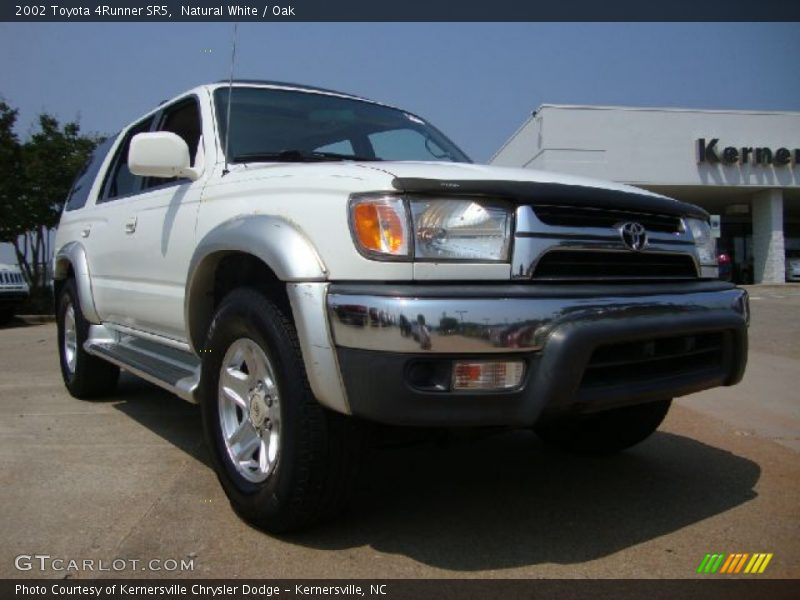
[[0, 309, 13, 325], [56, 278, 119, 399], [535, 399, 672, 455], [200, 288, 363, 533]]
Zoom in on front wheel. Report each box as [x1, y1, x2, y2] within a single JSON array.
[[535, 399, 672, 455], [200, 288, 362, 533]]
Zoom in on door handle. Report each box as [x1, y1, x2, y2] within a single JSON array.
[[124, 217, 137, 234], [80, 225, 91, 238]]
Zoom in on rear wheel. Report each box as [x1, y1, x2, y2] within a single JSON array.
[[535, 399, 672, 455], [200, 288, 362, 533], [56, 279, 119, 398]]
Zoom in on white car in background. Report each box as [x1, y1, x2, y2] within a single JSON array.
[[787, 250, 800, 282], [0, 263, 30, 324]]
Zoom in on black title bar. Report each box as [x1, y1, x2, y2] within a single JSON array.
[[5, 579, 800, 600], [3, 0, 800, 22]]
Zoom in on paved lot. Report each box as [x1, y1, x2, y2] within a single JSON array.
[[1, 287, 798, 579]]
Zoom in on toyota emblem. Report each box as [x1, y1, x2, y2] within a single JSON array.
[[619, 222, 648, 251]]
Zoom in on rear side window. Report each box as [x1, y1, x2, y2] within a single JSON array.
[[99, 116, 154, 202], [64, 135, 116, 211]]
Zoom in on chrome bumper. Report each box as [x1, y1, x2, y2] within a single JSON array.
[[327, 282, 749, 354]]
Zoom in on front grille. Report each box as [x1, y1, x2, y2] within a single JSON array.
[[533, 250, 698, 280], [533, 205, 682, 233], [581, 332, 727, 389], [0, 273, 18, 284]]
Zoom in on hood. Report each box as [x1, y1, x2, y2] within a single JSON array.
[[359, 161, 652, 194], [359, 161, 708, 219], [226, 160, 707, 219]]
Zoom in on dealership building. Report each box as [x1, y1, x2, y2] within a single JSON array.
[[490, 105, 800, 284]]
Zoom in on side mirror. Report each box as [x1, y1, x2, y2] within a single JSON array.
[[128, 132, 199, 181]]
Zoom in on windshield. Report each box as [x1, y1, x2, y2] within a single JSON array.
[[214, 87, 471, 164]]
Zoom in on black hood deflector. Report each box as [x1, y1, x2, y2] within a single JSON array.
[[390, 178, 708, 220]]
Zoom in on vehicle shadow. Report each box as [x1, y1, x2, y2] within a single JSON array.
[[110, 376, 761, 571], [112, 374, 208, 465], [292, 429, 761, 570]]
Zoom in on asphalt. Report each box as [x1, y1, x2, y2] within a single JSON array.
[[0, 287, 798, 580]]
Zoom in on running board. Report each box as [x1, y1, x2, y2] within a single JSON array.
[[85, 327, 201, 403]]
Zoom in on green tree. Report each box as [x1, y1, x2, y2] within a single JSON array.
[[0, 101, 101, 298], [0, 101, 24, 247]]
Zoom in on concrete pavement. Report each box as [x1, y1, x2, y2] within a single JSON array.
[[0, 290, 798, 579]]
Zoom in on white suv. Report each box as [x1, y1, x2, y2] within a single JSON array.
[[53, 81, 749, 531]]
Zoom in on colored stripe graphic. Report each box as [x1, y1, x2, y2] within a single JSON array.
[[719, 553, 744, 573], [733, 553, 749, 573], [712, 554, 726, 573], [702, 553, 774, 575], [759, 554, 774, 573], [745, 553, 774, 574], [744, 554, 760, 573], [699, 553, 726, 573], [719, 554, 735, 573]]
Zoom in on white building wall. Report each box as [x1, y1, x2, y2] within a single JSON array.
[[492, 105, 800, 189]]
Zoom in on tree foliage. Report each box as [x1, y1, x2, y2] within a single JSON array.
[[0, 99, 101, 296], [0, 101, 24, 243]]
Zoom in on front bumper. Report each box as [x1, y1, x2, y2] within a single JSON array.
[[326, 281, 748, 426]]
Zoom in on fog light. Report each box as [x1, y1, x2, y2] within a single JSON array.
[[452, 360, 524, 391]]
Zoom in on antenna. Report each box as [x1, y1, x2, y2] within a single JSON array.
[[222, 22, 238, 176]]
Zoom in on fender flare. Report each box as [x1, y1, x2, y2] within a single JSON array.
[[53, 241, 102, 324], [184, 214, 327, 351]]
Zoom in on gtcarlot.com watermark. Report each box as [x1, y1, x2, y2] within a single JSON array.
[[14, 554, 195, 573]]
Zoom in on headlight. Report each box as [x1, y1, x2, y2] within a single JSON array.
[[410, 198, 511, 261], [349, 195, 512, 262], [686, 218, 717, 265]]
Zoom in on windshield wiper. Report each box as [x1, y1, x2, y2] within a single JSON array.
[[231, 150, 382, 163]]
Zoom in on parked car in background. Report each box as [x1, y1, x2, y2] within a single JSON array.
[[787, 250, 800, 282], [0, 263, 30, 324]]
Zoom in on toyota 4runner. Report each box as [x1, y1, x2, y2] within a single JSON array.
[[53, 81, 748, 532]]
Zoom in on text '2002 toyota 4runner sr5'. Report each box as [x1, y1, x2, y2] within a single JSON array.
[[53, 81, 748, 532]]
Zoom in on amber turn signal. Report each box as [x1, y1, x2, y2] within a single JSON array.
[[350, 196, 409, 258]]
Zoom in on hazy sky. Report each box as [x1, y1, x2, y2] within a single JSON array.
[[2, 22, 799, 161], [1, 22, 799, 262]]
